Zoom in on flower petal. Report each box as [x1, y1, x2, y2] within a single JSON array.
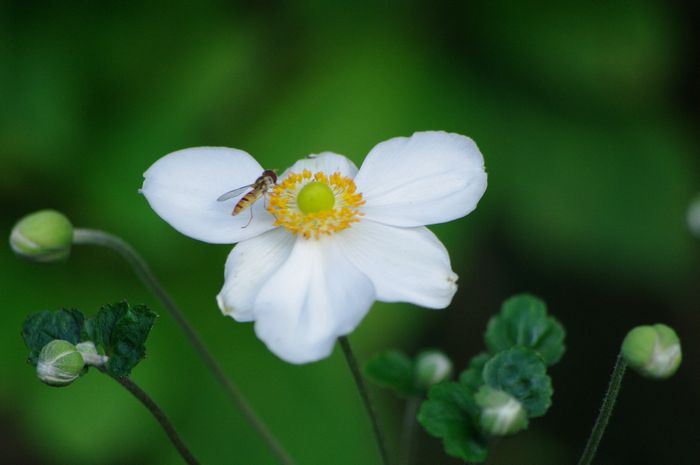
[[282, 152, 358, 178], [353, 131, 487, 227], [216, 227, 295, 322], [337, 220, 457, 309], [253, 237, 375, 364], [141, 147, 276, 244]]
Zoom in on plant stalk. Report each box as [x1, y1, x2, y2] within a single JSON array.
[[339, 336, 391, 465], [97, 366, 201, 465], [73, 228, 296, 465], [577, 353, 628, 465], [399, 397, 420, 465]]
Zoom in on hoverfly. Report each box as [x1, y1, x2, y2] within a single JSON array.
[[217, 169, 278, 228]]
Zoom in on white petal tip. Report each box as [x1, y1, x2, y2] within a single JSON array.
[[424, 272, 459, 310], [216, 293, 228, 315], [217, 292, 256, 322]]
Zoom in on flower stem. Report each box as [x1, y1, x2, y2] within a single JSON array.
[[339, 336, 391, 465], [399, 397, 420, 465], [577, 353, 628, 465], [97, 366, 201, 465], [73, 229, 296, 465]]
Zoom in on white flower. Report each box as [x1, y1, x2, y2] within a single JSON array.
[[141, 131, 487, 364]]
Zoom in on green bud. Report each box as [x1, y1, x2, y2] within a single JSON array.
[[36, 340, 85, 387], [415, 350, 453, 388], [688, 194, 700, 239], [475, 385, 528, 436], [622, 324, 682, 379], [10, 210, 73, 262], [76, 341, 108, 367]]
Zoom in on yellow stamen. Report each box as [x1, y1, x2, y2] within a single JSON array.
[[267, 169, 364, 239]]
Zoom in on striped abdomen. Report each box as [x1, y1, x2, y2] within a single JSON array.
[[232, 190, 261, 215]]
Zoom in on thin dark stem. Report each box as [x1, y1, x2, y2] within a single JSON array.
[[339, 336, 391, 465], [577, 353, 628, 465], [399, 397, 420, 465], [97, 366, 200, 465], [73, 229, 296, 465]]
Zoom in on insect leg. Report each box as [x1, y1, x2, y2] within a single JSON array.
[[242, 208, 254, 228]]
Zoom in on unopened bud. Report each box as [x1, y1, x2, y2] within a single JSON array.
[[415, 350, 453, 388], [688, 194, 700, 239], [475, 386, 528, 436], [10, 210, 73, 262], [622, 324, 681, 379], [37, 340, 85, 387]]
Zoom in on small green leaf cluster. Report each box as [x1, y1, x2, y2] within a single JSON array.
[[372, 294, 565, 463], [484, 293, 566, 366], [22, 309, 85, 366], [84, 301, 158, 377], [21, 301, 157, 384], [418, 294, 565, 462]]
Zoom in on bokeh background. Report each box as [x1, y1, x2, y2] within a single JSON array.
[[2, 1, 699, 464]]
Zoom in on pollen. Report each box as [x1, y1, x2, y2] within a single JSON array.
[[267, 169, 365, 239]]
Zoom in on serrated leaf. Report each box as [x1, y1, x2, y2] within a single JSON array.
[[484, 294, 566, 365], [483, 347, 552, 418], [84, 302, 157, 377], [363, 350, 416, 395], [418, 382, 489, 462], [22, 309, 85, 366], [459, 352, 491, 392]]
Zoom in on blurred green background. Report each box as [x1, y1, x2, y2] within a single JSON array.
[[2, 1, 699, 464]]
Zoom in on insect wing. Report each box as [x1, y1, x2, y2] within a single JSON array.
[[217, 185, 253, 202]]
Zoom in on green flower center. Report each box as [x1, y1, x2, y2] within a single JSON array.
[[296, 181, 336, 213]]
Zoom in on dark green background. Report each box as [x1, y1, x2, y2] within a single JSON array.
[[2, 1, 698, 464]]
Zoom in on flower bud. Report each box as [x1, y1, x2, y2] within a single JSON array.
[[622, 324, 681, 379], [414, 350, 453, 388], [10, 210, 73, 262], [36, 340, 85, 387], [688, 194, 700, 239], [76, 341, 109, 367], [475, 386, 528, 436]]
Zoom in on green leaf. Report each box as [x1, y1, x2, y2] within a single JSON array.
[[459, 352, 492, 392], [363, 350, 416, 395], [418, 382, 489, 462], [484, 294, 566, 365], [84, 302, 157, 377], [22, 309, 85, 366], [482, 347, 553, 418]]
